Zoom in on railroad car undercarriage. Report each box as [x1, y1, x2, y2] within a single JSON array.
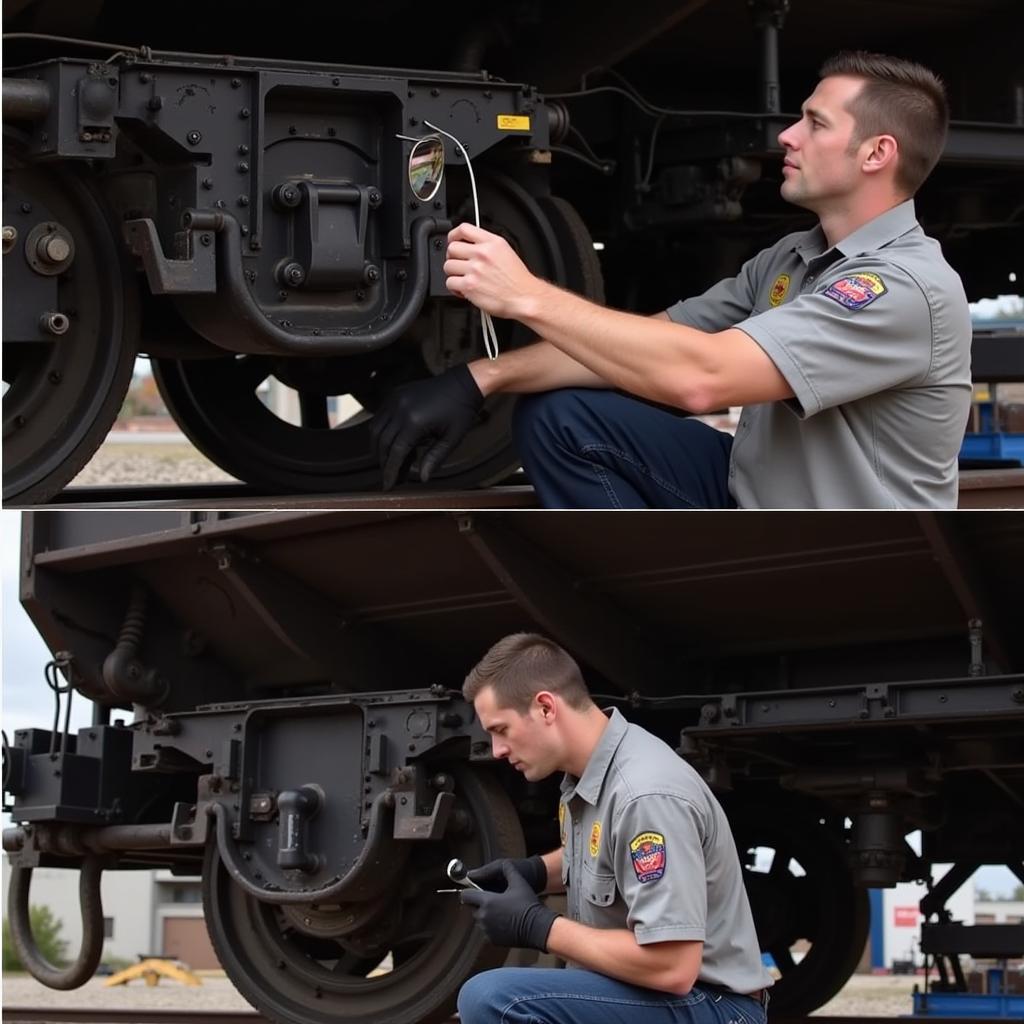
[[4, 0, 1024, 503], [4, 512, 1024, 1023]]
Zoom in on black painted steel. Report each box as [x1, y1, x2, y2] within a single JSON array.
[[2, 132, 139, 504], [202, 766, 523, 1024], [150, 176, 591, 492]]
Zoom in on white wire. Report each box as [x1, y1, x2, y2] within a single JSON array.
[[423, 120, 500, 360]]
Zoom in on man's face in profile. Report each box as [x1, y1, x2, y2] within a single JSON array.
[[777, 74, 871, 213]]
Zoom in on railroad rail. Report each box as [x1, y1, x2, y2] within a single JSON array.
[[0, 1009, 993, 1024], [21, 466, 1024, 509]]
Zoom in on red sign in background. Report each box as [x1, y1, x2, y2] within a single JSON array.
[[894, 906, 919, 927]]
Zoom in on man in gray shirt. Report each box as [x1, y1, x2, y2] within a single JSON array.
[[456, 633, 772, 1024], [372, 51, 970, 508]]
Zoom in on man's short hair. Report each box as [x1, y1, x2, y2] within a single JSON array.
[[463, 633, 592, 713], [820, 51, 949, 196]]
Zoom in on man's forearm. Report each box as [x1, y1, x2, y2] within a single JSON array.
[[511, 282, 716, 410], [468, 338, 609, 398], [467, 311, 673, 399], [546, 917, 700, 995]]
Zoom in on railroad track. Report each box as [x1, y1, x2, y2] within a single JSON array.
[[16, 466, 1024, 509], [0, 1011, 991, 1024], [30, 479, 540, 510]]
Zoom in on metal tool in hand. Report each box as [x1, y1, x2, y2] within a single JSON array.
[[436, 857, 484, 893]]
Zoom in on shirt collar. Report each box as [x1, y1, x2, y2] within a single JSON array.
[[790, 198, 918, 265], [561, 707, 629, 805], [833, 198, 918, 257]]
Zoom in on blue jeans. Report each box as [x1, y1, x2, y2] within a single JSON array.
[[457, 968, 768, 1024], [513, 389, 736, 509]]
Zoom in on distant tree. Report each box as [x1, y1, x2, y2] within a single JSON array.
[[2, 906, 68, 971], [1014, 884, 1024, 901], [976, 888, 992, 901]]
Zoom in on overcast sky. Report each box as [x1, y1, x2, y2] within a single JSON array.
[[0, 510, 1016, 897]]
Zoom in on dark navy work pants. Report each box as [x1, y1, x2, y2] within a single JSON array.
[[458, 968, 768, 1024], [513, 389, 736, 509]]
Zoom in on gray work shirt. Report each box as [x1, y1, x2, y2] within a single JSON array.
[[665, 200, 972, 509], [559, 709, 772, 995]]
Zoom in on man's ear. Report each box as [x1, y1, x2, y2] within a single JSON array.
[[535, 691, 557, 720], [861, 133, 899, 177]]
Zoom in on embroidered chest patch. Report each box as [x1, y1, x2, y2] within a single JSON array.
[[629, 831, 666, 883], [559, 803, 567, 846], [589, 820, 602, 857], [823, 272, 887, 311], [769, 273, 790, 307]]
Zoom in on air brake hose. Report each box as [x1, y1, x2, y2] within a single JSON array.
[[8, 857, 105, 989]]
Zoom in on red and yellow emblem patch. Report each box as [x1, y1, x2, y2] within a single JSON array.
[[769, 273, 791, 307], [589, 820, 602, 857], [558, 802, 566, 846], [629, 831, 666, 883], [823, 272, 886, 311]]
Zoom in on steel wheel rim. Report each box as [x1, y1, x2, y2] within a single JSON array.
[[2, 135, 136, 502], [202, 767, 524, 1024], [736, 811, 869, 1015]]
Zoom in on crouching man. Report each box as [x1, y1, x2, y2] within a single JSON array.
[[457, 633, 773, 1024]]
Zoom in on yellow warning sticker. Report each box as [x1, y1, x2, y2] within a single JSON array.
[[497, 114, 531, 131]]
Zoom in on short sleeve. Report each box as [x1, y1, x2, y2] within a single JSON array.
[[664, 248, 771, 331], [735, 261, 932, 418], [613, 794, 707, 945]]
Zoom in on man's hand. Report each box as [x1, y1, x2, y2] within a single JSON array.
[[467, 855, 547, 894], [460, 862, 559, 950], [444, 223, 548, 320], [368, 365, 484, 490]]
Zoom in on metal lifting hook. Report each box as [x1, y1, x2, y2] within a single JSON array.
[[8, 857, 106, 989]]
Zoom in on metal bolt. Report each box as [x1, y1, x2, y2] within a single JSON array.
[[231, 78, 242, 89], [140, 72, 152, 83], [283, 262, 305, 287], [39, 233, 71, 264], [237, 195, 249, 207], [237, 161, 249, 173], [430, 88, 440, 97], [368, 189, 381, 206], [2, 225, 17, 253], [201, 177, 214, 189], [147, 96, 163, 112], [288, 125, 297, 135], [332, 77, 340, 86], [187, 130, 202, 145], [48, 370, 62, 384], [39, 312, 70, 336], [200, 234, 213, 246], [1011, 688, 1024, 704], [238, 143, 249, 155], [20, 202, 32, 214], [239, 107, 250, 119], [433, 238, 443, 250], [365, 265, 380, 283], [396, 268, 407, 281]]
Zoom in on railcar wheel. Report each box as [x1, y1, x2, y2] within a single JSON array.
[[2, 137, 139, 504], [151, 182, 600, 492], [733, 809, 870, 1016], [202, 767, 524, 1024]]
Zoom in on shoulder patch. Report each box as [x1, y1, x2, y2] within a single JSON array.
[[589, 820, 602, 857], [629, 831, 666, 883], [559, 802, 567, 846], [823, 272, 887, 311], [769, 273, 790, 307]]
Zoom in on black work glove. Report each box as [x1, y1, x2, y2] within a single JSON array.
[[368, 365, 484, 491], [468, 855, 548, 894], [460, 861, 560, 951]]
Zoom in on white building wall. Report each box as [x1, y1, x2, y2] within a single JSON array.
[[882, 864, 976, 969], [1, 861, 157, 963]]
